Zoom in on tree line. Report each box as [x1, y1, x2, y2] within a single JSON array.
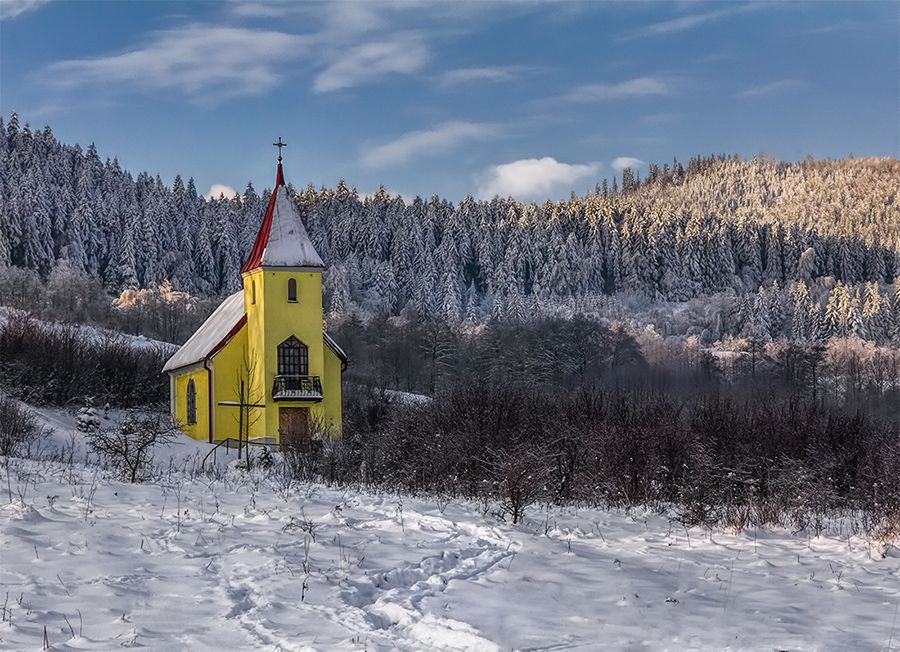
[[2, 112, 898, 327], [290, 374, 899, 536], [330, 314, 900, 414]]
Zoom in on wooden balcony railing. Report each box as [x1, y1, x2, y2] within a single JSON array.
[[272, 375, 323, 401]]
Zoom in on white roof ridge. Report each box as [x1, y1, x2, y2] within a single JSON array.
[[162, 290, 245, 373]]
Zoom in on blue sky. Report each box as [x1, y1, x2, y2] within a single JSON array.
[[1, 0, 897, 201]]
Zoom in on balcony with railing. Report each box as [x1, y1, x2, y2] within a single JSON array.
[[272, 375, 323, 401]]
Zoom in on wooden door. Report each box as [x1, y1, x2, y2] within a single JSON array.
[[279, 407, 310, 449]]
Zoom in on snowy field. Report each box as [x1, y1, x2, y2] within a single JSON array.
[[2, 445, 899, 652]]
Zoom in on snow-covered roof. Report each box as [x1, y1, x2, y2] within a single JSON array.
[[162, 291, 245, 373], [324, 331, 347, 362], [162, 288, 347, 373], [241, 163, 324, 273]]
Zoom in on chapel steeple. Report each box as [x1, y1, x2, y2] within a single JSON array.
[[240, 143, 324, 275], [163, 142, 344, 446]]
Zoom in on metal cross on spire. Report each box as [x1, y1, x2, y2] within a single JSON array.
[[273, 136, 287, 162]]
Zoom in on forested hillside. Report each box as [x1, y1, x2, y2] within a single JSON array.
[[2, 112, 899, 343]]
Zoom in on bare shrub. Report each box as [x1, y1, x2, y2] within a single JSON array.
[[482, 443, 551, 525], [0, 396, 48, 457], [281, 413, 338, 482], [303, 372, 899, 538], [282, 442, 318, 483], [0, 314, 168, 407], [86, 406, 178, 482]]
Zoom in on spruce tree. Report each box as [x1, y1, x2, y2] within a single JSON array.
[[888, 278, 900, 345], [859, 281, 885, 342], [824, 282, 861, 338], [440, 269, 462, 322], [789, 280, 814, 341]]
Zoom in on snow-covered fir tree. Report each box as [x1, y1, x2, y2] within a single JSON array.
[[1, 114, 899, 344]]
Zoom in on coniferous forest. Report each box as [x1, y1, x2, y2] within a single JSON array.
[[1, 112, 900, 350]]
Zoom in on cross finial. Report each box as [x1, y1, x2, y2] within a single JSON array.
[[273, 136, 287, 162]]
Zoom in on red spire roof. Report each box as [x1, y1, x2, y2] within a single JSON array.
[[240, 162, 323, 274], [240, 164, 282, 274]]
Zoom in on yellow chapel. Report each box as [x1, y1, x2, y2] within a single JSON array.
[[162, 154, 346, 445]]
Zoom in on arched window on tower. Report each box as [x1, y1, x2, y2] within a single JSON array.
[[186, 378, 197, 425], [251, 280, 256, 304], [287, 278, 297, 303], [277, 336, 308, 377]]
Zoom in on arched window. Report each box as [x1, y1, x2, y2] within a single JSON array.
[[251, 280, 256, 304], [186, 378, 197, 425], [277, 336, 308, 377], [287, 278, 298, 303]]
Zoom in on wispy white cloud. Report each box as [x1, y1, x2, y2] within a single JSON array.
[[43, 3, 432, 102], [228, 1, 297, 18], [314, 34, 429, 93], [477, 157, 600, 200], [737, 79, 801, 98], [204, 183, 238, 200], [0, 0, 49, 19], [314, 1, 389, 35], [439, 65, 529, 88], [564, 77, 669, 102], [806, 19, 866, 35], [611, 156, 644, 171], [46, 25, 308, 101], [229, 0, 385, 28], [362, 121, 498, 167], [618, 4, 757, 41], [641, 112, 676, 126]]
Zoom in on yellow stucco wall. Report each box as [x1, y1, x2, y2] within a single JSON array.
[[170, 267, 343, 443], [172, 367, 208, 441], [241, 267, 343, 441], [321, 344, 343, 436], [243, 270, 268, 439], [210, 321, 250, 443]]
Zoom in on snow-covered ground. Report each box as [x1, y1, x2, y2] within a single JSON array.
[[17, 402, 214, 469], [2, 445, 898, 652], [2, 401, 898, 650], [382, 389, 432, 405]]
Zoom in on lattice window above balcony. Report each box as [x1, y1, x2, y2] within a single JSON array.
[[277, 336, 308, 377]]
